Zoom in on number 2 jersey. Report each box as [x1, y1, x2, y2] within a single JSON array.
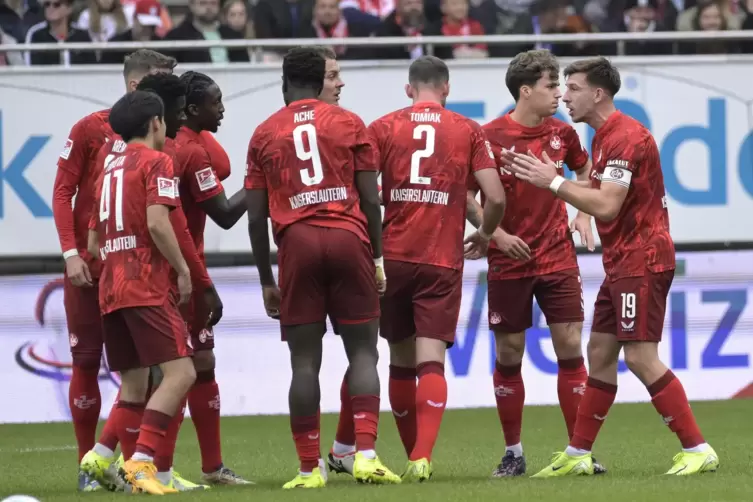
[[95, 143, 179, 315], [244, 98, 377, 245], [369, 102, 496, 271]]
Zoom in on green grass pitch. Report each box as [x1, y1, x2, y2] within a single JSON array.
[[1, 400, 751, 501]]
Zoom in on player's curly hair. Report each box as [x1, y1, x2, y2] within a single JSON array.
[[136, 73, 187, 109], [179, 71, 216, 109], [282, 47, 326, 94], [109, 90, 164, 142]]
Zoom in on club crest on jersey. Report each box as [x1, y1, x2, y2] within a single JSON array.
[[60, 138, 74, 160], [489, 312, 502, 325], [69, 333, 78, 347], [195, 167, 218, 192], [198, 328, 213, 344], [550, 135, 561, 150], [157, 177, 177, 198]]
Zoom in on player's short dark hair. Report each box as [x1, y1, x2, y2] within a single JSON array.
[[179, 71, 216, 109], [136, 73, 187, 108], [505, 49, 559, 101], [109, 90, 164, 143], [282, 47, 326, 93], [408, 56, 449, 88], [122, 50, 177, 78], [309, 45, 338, 61], [564, 57, 621, 97]]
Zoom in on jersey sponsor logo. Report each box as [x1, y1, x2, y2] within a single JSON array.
[[157, 177, 177, 198], [550, 135, 561, 150], [60, 138, 73, 160], [195, 167, 219, 192]]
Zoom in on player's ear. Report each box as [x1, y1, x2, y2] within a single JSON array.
[[186, 103, 199, 117], [443, 81, 450, 98], [593, 87, 604, 104], [405, 84, 414, 100], [521, 85, 530, 100]]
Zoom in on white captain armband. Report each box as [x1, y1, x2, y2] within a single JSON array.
[[602, 165, 632, 189]]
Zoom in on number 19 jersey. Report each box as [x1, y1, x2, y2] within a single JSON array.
[[245, 99, 378, 245], [369, 102, 497, 271]]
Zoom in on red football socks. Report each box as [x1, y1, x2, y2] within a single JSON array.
[[334, 376, 356, 447], [98, 400, 120, 452], [351, 394, 380, 451], [291, 415, 320, 472], [570, 377, 617, 451], [410, 361, 447, 461], [155, 397, 187, 472], [557, 357, 588, 440], [135, 409, 171, 458], [492, 362, 525, 447], [187, 370, 223, 473], [69, 366, 102, 461], [388, 365, 417, 456], [113, 401, 145, 460], [649, 370, 705, 448]]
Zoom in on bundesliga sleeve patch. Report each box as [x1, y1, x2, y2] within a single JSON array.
[[60, 138, 73, 160], [485, 140, 494, 159], [157, 177, 177, 198], [195, 167, 218, 192], [602, 165, 632, 188]]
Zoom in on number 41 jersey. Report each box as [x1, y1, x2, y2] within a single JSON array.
[[245, 99, 378, 245]]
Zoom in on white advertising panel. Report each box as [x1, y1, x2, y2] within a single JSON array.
[[1, 250, 751, 424], [0, 57, 752, 255]]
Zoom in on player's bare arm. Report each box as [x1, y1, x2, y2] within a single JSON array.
[[245, 188, 280, 319], [569, 158, 596, 250], [505, 150, 628, 222], [355, 170, 386, 294], [147, 204, 192, 304], [465, 187, 531, 261], [87, 229, 98, 258], [464, 168, 506, 257], [198, 187, 247, 230], [465, 189, 484, 229]]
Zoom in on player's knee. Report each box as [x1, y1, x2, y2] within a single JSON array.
[[120, 367, 151, 402], [494, 331, 525, 364], [388, 336, 415, 367], [71, 351, 103, 371], [550, 322, 583, 359], [622, 342, 663, 383], [161, 357, 197, 395], [192, 349, 215, 372], [415, 336, 446, 365]]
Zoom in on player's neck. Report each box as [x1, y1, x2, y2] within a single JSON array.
[[285, 89, 320, 105], [128, 138, 155, 149], [509, 106, 545, 128], [412, 91, 443, 106], [184, 121, 203, 134], [587, 103, 618, 131]]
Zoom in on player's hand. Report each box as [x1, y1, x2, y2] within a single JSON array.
[[502, 149, 558, 189], [66, 255, 93, 287], [203, 285, 223, 327], [374, 257, 387, 296], [570, 212, 595, 251], [262, 285, 281, 319], [463, 229, 492, 259], [494, 231, 531, 261], [177, 272, 192, 305]]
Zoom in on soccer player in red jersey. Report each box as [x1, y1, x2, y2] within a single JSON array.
[[465, 50, 605, 477], [52, 49, 176, 491], [173, 71, 249, 485], [368, 56, 506, 482], [503, 57, 718, 477], [95, 90, 197, 495], [245, 47, 401, 488]]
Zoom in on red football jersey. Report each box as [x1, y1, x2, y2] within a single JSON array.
[[198, 131, 231, 181], [175, 127, 225, 255], [96, 143, 179, 314], [53, 109, 114, 277], [370, 102, 496, 271], [590, 111, 675, 279], [478, 114, 589, 280], [245, 99, 376, 245]]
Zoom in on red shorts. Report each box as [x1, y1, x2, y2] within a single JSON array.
[[591, 270, 674, 342], [102, 298, 191, 372], [487, 268, 584, 333], [185, 292, 214, 351], [379, 260, 462, 346], [278, 223, 380, 327], [63, 275, 104, 361]]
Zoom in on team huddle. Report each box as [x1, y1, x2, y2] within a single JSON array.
[[53, 45, 719, 494]]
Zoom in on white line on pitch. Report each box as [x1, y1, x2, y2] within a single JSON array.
[[0, 445, 76, 453]]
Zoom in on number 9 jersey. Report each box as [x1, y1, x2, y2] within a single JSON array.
[[245, 99, 378, 246]]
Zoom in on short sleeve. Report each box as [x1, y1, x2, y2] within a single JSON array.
[[601, 133, 644, 189], [146, 155, 179, 208], [182, 144, 224, 202], [469, 122, 497, 173], [244, 133, 266, 190], [562, 125, 589, 172], [57, 118, 91, 178], [350, 113, 378, 172]]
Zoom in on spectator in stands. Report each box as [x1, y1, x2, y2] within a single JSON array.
[[101, 0, 162, 64], [120, 0, 170, 36], [678, 0, 739, 52], [0, 23, 25, 65], [616, 0, 673, 55], [467, 0, 537, 40], [677, 0, 742, 30], [163, 0, 249, 63], [25, 0, 95, 65], [1, 0, 28, 41], [372, 0, 452, 59], [222, 0, 256, 60], [253, 0, 314, 39], [338, 0, 389, 31], [298, 0, 372, 59], [440, 0, 487, 58], [76, 0, 130, 41]]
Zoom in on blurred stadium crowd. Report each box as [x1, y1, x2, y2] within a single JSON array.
[[0, 0, 750, 66]]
